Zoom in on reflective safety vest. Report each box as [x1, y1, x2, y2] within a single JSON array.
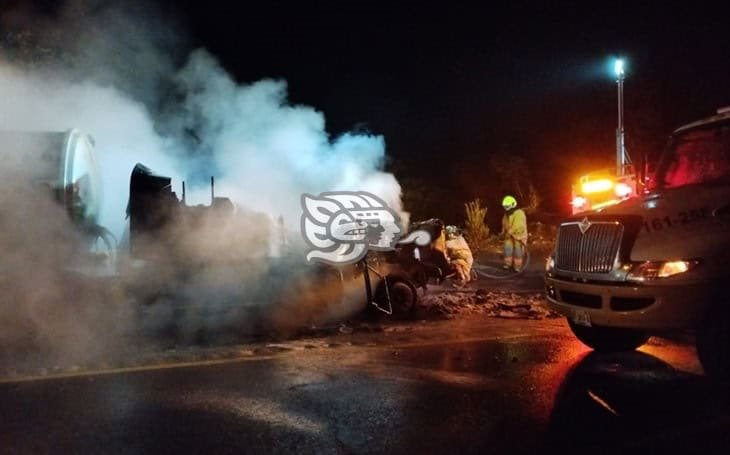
[[502, 209, 528, 243]]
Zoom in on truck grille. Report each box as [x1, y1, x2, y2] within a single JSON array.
[[555, 221, 623, 273]]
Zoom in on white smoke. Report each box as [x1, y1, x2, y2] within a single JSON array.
[[161, 49, 403, 229], [0, 0, 405, 365], [0, 62, 181, 239], [1, 2, 404, 240]]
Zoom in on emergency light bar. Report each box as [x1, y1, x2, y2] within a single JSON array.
[[581, 178, 614, 194]]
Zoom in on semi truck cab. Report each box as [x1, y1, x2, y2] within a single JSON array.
[[546, 108, 730, 377]]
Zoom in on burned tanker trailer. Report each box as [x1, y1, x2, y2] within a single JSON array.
[[0, 129, 115, 276], [124, 164, 347, 335]]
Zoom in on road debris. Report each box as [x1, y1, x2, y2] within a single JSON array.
[[418, 289, 560, 319]]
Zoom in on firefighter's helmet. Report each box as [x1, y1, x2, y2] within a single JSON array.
[[445, 225, 460, 238], [502, 195, 517, 210]]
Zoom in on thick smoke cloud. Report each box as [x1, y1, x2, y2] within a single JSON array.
[[161, 49, 404, 227], [0, 0, 403, 367], [0, 133, 133, 366], [1, 0, 404, 240], [0, 62, 181, 239]]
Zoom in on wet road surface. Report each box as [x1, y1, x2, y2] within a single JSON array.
[[2, 316, 729, 454]]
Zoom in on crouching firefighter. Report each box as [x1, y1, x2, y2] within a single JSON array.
[[500, 195, 527, 271], [445, 225, 474, 284]]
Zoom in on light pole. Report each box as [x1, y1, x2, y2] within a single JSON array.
[[615, 58, 626, 176]]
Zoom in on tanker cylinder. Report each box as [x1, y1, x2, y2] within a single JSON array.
[[0, 129, 102, 228]]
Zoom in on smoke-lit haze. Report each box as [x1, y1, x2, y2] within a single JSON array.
[[0, 62, 181, 239], [1, 0, 404, 241], [0, 0, 402, 365], [164, 49, 403, 228]]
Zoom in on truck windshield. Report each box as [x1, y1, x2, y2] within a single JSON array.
[[657, 122, 730, 188]]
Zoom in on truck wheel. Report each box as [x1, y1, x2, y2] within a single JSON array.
[[373, 277, 418, 319], [568, 320, 649, 352], [696, 302, 730, 380]]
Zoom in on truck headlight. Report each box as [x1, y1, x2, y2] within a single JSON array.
[[545, 255, 555, 273], [626, 260, 699, 282]]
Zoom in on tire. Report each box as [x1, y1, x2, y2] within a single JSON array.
[[373, 277, 418, 319], [696, 302, 730, 380], [568, 319, 650, 352]]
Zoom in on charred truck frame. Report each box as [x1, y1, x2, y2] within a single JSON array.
[[126, 165, 449, 319]]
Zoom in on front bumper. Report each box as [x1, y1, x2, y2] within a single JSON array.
[[544, 275, 716, 330]]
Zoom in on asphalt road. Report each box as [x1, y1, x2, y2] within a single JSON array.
[[2, 315, 729, 454]]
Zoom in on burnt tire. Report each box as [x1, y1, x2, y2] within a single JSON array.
[[373, 277, 418, 319], [697, 302, 730, 380], [568, 320, 650, 352]]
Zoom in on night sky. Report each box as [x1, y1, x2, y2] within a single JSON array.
[[170, 1, 730, 220], [9, 0, 730, 223]]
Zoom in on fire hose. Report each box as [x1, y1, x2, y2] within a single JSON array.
[[472, 238, 530, 280]]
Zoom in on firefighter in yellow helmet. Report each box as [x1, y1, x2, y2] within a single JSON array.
[[500, 195, 528, 271]]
